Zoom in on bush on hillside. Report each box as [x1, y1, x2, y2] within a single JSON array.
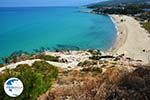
[[143, 21, 150, 33], [87, 49, 102, 55], [0, 61, 58, 100], [37, 55, 60, 62], [78, 60, 97, 67], [2, 51, 30, 64]]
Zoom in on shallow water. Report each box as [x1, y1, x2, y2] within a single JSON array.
[[0, 7, 116, 60]]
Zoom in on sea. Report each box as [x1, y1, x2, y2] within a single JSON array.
[[0, 7, 117, 61]]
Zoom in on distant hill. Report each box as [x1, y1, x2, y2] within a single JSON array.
[[87, 0, 150, 7]]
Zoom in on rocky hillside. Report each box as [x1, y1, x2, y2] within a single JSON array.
[[0, 50, 150, 100], [39, 58, 150, 100]]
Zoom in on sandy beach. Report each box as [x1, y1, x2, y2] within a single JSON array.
[[1, 15, 150, 72], [111, 15, 150, 64]]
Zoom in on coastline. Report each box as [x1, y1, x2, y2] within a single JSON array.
[[109, 15, 119, 36], [110, 14, 150, 64], [1, 14, 150, 72], [0, 14, 150, 66], [109, 15, 128, 53]]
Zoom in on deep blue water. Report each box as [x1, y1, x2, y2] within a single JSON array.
[[0, 7, 116, 60]]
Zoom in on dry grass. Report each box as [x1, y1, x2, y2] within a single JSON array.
[[39, 67, 125, 100], [38, 64, 150, 100]]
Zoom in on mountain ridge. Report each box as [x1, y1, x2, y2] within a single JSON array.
[[87, 0, 150, 7]]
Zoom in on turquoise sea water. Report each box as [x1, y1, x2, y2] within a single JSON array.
[[0, 7, 116, 60]]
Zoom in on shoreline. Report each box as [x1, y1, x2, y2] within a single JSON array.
[[109, 15, 128, 53], [108, 15, 121, 52], [1, 14, 150, 71], [0, 14, 150, 65], [110, 15, 150, 64], [109, 15, 119, 35]]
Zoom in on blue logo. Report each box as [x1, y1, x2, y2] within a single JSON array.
[[4, 77, 24, 97]]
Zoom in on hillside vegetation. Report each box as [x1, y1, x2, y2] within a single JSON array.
[[0, 61, 58, 100], [40, 63, 150, 100], [1, 50, 150, 100], [87, 0, 150, 33], [143, 21, 150, 33], [88, 0, 150, 7]]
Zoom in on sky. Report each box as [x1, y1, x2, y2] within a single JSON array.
[[0, 0, 106, 7]]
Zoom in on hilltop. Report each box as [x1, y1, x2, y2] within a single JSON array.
[[87, 0, 150, 34], [87, 0, 150, 7]]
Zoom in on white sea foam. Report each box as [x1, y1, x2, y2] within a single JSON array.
[[109, 15, 119, 36]]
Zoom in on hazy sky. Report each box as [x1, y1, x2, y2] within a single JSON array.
[[0, 0, 106, 7]]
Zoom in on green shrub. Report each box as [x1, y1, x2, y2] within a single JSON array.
[[78, 60, 97, 67], [38, 55, 60, 62], [2, 51, 30, 64], [143, 21, 150, 33], [0, 70, 14, 100], [87, 49, 102, 55], [0, 61, 58, 100], [89, 55, 101, 60]]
